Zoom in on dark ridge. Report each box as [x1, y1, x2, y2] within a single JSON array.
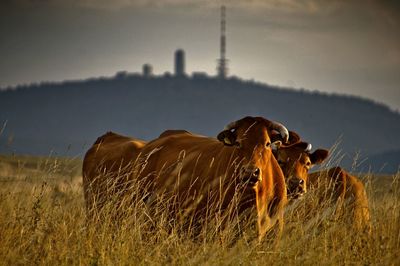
[[1, 74, 399, 173]]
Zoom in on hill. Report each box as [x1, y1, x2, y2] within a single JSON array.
[[364, 150, 400, 174], [1, 74, 399, 173]]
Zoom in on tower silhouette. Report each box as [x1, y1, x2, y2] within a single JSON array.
[[142, 64, 153, 77], [217, 6, 228, 79], [174, 49, 186, 77]]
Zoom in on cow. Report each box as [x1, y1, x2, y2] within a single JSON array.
[[271, 141, 329, 199], [138, 116, 290, 241], [82, 116, 290, 242], [82, 132, 146, 214], [272, 141, 371, 233], [308, 167, 371, 233]]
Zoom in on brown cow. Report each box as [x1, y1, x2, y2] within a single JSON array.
[[82, 132, 146, 213], [272, 141, 329, 198], [272, 142, 371, 233], [135, 117, 289, 241], [82, 116, 289, 242], [308, 167, 371, 233]]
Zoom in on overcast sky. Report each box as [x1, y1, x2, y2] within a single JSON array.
[[1, 0, 400, 110]]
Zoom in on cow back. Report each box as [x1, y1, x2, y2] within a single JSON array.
[[308, 167, 371, 234], [82, 132, 146, 214]]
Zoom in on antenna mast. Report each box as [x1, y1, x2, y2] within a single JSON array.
[[217, 5, 228, 79]]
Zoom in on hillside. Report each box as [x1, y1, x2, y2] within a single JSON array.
[[364, 150, 400, 174], [1, 74, 399, 173]]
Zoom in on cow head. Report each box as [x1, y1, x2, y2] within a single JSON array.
[[217, 116, 289, 240], [272, 141, 329, 199], [217, 116, 289, 187]]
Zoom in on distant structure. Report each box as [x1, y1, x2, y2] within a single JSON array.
[[174, 49, 186, 77], [115, 71, 128, 79], [163, 71, 172, 78], [217, 5, 228, 79], [142, 64, 153, 77], [192, 72, 208, 79]]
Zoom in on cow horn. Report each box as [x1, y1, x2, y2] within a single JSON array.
[[305, 143, 312, 152], [270, 121, 289, 143]]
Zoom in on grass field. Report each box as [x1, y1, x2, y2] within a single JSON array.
[[0, 154, 399, 265]]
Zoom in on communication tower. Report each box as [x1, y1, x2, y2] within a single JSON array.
[[217, 6, 228, 79]]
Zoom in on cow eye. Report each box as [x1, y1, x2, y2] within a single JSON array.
[[265, 142, 271, 148]]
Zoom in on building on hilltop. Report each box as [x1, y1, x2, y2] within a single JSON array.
[[142, 64, 153, 77], [174, 49, 186, 77], [192, 72, 208, 79]]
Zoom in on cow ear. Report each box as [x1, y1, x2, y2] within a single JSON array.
[[271, 140, 282, 151], [217, 129, 237, 146], [309, 149, 329, 164]]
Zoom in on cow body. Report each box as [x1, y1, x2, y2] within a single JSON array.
[[308, 167, 371, 233], [82, 132, 146, 213], [82, 117, 289, 241], [136, 117, 287, 241]]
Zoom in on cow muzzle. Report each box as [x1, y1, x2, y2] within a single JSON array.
[[287, 178, 306, 199], [240, 166, 262, 187]]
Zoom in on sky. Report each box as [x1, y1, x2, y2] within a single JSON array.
[[1, 0, 400, 110]]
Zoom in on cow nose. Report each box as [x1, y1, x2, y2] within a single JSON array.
[[241, 166, 261, 186], [289, 178, 303, 187], [252, 168, 260, 178], [288, 178, 306, 197]]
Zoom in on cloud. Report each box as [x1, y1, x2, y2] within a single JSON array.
[[2, 0, 207, 10], [6, 0, 396, 27], [4, 0, 398, 32], [0, 0, 360, 12], [3, 0, 398, 19], [368, 0, 400, 26]]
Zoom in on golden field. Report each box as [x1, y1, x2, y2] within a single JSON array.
[[0, 154, 399, 265]]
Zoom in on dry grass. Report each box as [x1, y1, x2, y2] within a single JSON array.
[[0, 154, 399, 265]]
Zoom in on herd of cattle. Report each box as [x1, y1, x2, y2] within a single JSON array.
[[82, 116, 371, 242]]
